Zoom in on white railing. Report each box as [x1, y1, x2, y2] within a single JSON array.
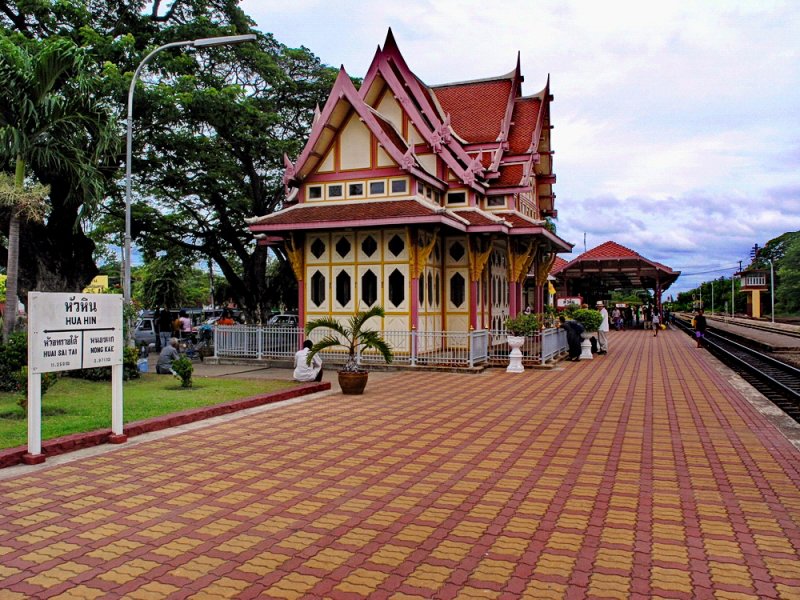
[[214, 325, 491, 368], [486, 328, 568, 365]]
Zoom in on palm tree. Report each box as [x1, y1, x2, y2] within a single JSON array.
[[305, 305, 393, 372], [0, 33, 117, 341]]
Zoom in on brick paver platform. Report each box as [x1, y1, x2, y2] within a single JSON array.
[[1, 329, 799, 598]]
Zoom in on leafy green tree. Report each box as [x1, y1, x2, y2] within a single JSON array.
[[0, 33, 116, 339], [776, 236, 800, 313], [137, 254, 190, 310], [1, 1, 336, 323]]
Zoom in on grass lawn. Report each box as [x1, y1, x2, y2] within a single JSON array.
[[0, 374, 297, 450]]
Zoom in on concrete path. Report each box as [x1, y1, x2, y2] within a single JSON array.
[[1, 329, 799, 598]]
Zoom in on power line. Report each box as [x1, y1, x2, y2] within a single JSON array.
[[677, 265, 740, 276]]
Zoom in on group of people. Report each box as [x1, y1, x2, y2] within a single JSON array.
[[154, 308, 193, 351], [559, 301, 709, 360], [154, 307, 237, 375]]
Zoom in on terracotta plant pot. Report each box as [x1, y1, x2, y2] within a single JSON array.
[[338, 370, 369, 395]]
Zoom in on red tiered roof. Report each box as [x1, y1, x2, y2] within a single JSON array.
[[432, 79, 512, 144]]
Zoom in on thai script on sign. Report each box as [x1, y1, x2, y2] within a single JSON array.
[[42, 335, 79, 348], [64, 297, 98, 313]]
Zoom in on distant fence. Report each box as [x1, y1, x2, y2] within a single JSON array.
[[214, 325, 567, 369]]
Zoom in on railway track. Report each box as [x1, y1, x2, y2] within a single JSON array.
[[675, 318, 800, 423]]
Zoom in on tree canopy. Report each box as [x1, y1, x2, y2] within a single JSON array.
[[0, 0, 337, 322]]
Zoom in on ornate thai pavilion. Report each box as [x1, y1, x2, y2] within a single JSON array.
[[247, 30, 572, 333]]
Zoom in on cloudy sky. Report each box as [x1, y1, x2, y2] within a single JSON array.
[[240, 0, 800, 295]]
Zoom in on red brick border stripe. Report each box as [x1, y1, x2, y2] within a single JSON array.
[[0, 381, 330, 469]]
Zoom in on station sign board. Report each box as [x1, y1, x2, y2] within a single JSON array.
[[29, 292, 123, 374]]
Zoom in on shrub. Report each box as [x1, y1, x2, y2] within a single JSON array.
[[571, 308, 603, 332], [172, 356, 193, 388], [0, 331, 27, 391], [504, 313, 540, 336]]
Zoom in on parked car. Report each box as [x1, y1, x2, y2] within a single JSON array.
[[134, 317, 157, 348], [266, 313, 299, 327], [265, 313, 300, 353]]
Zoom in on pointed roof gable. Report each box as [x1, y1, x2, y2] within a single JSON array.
[[286, 66, 444, 190]]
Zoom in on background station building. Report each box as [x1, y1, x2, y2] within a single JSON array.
[[247, 30, 572, 335]]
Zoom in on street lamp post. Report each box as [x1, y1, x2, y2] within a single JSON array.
[[123, 34, 256, 313]]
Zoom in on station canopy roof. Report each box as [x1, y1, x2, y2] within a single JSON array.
[[551, 241, 680, 293]]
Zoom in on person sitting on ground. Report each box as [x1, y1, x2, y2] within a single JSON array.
[[156, 338, 180, 374], [293, 339, 323, 382], [559, 315, 584, 361]]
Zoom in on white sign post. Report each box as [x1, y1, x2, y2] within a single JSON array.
[[25, 292, 126, 464]]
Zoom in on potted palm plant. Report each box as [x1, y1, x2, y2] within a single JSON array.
[[305, 305, 393, 394]]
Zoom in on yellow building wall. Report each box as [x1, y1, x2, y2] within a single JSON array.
[[339, 115, 372, 170]]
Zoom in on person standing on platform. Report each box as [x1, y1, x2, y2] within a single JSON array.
[[652, 311, 661, 337], [694, 308, 708, 348], [596, 300, 609, 354]]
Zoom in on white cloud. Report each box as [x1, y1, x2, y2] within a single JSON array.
[[239, 0, 800, 294]]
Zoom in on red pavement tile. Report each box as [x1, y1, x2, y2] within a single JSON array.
[[1, 329, 800, 598]]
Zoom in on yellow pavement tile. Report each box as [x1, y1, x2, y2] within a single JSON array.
[[48, 584, 105, 599], [534, 553, 576, 579], [266, 572, 322, 598], [166, 492, 207, 507], [546, 532, 583, 552], [151, 536, 204, 557], [594, 548, 633, 571], [180, 505, 223, 521], [170, 555, 226, 580], [98, 558, 161, 585], [86, 539, 143, 561], [11, 510, 62, 527], [336, 528, 378, 549], [453, 586, 502, 598], [365, 544, 415, 567], [237, 550, 292, 574], [196, 518, 240, 536], [451, 521, 488, 540], [138, 520, 185, 539], [764, 556, 800, 580], [188, 576, 251, 598], [276, 530, 323, 551], [123, 506, 170, 523], [472, 558, 516, 585], [0, 565, 21, 579], [76, 523, 128, 541], [587, 572, 630, 599], [215, 533, 263, 554], [489, 535, 529, 558], [20, 541, 80, 564], [404, 563, 452, 590], [364, 510, 403, 527], [396, 524, 436, 544], [25, 561, 92, 588], [710, 562, 754, 588], [651, 566, 693, 595], [125, 581, 181, 599]]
